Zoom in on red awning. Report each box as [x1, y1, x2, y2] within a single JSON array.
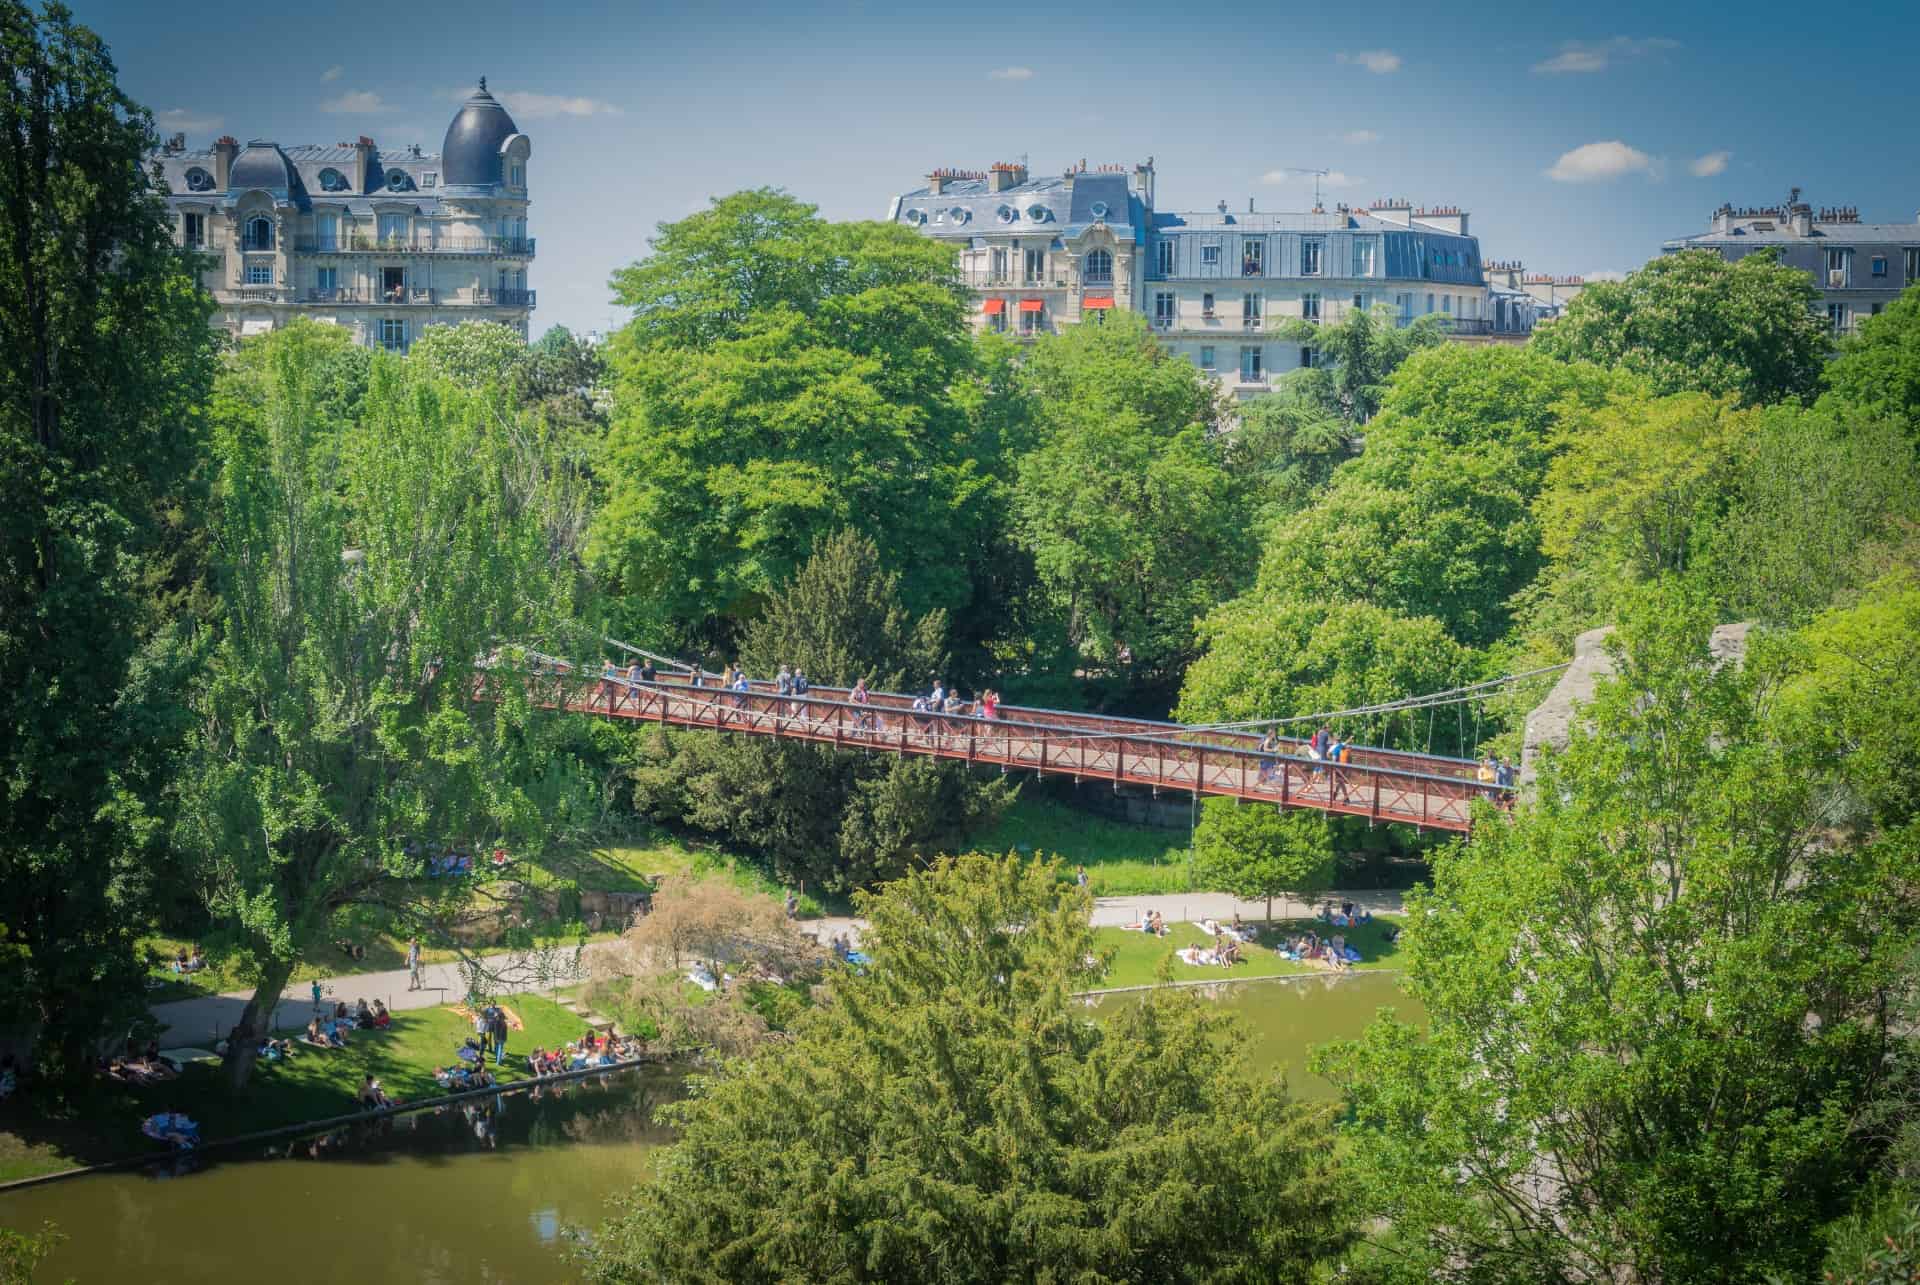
[[1018, 299, 1045, 313], [981, 298, 1006, 315], [1082, 294, 1115, 310]]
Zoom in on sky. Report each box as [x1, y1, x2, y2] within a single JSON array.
[[76, 0, 1920, 338]]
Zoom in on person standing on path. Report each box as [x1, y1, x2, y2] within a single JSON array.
[[407, 938, 422, 991], [490, 1007, 509, 1066]]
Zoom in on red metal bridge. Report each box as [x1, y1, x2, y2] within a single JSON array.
[[515, 667, 1507, 833]]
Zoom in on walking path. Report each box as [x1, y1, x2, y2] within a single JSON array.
[[150, 889, 1409, 1042]]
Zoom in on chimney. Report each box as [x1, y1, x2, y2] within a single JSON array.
[[988, 161, 1027, 193], [355, 137, 379, 193], [1368, 197, 1412, 227], [926, 169, 946, 196], [1789, 204, 1813, 237], [211, 136, 239, 189], [1248, 197, 1255, 213], [1132, 157, 1154, 208]]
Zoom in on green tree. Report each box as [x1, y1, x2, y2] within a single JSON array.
[[592, 191, 996, 650], [582, 854, 1358, 1283], [407, 319, 530, 394], [1824, 283, 1920, 433], [1228, 383, 1358, 520], [1271, 304, 1450, 425], [1191, 799, 1334, 921], [1013, 312, 1244, 687], [0, 0, 219, 1078], [1531, 247, 1827, 406], [627, 531, 1007, 892], [175, 338, 591, 1088], [1313, 587, 1915, 1282]]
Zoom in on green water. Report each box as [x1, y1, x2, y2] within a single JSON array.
[[3, 977, 1418, 1281]]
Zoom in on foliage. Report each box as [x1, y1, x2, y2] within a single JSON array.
[[1179, 597, 1473, 750], [1824, 283, 1920, 433], [602, 873, 820, 979], [407, 320, 531, 394], [1819, 1188, 1920, 1285], [1270, 304, 1451, 425], [1228, 383, 1358, 520], [1531, 247, 1828, 406], [1190, 800, 1334, 919], [0, 0, 219, 1078], [583, 854, 1358, 1283], [1012, 312, 1245, 684], [0, 1221, 64, 1284], [628, 532, 1009, 891], [592, 190, 998, 649], [1313, 587, 1917, 1282], [174, 335, 594, 1087]]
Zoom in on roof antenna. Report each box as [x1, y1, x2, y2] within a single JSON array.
[[479, 76, 488, 93], [1283, 167, 1331, 209]]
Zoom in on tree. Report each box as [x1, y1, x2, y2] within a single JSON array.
[[1825, 283, 1920, 434], [627, 532, 1008, 892], [1191, 800, 1334, 921], [591, 191, 997, 650], [1312, 587, 1915, 1282], [0, 1, 219, 1078], [582, 854, 1358, 1283], [1530, 247, 1827, 406], [1270, 304, 1450, 425], [407, 319, 530, 394], [1228, 383, 1357, 519], [1012, 312, 1246, 687], [174, 337, 592, 1088]]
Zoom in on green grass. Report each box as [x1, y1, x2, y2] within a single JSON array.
[[1089, 916, 1404, 991], [0, 994, 603, 1183], [970, 795, 1196, 895]]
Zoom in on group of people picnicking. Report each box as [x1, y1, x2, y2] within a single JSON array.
[[304, 996, 391, 1049], [527, 1030, 645, 1077], [99, 1038, 180, 1084], [1125, 902, 1391, 971]]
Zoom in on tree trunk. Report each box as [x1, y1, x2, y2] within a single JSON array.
[[225, 955, 297, 1091], [1265, 894, 1273, 924]]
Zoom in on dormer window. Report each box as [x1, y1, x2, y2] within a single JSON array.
[[385, 169, 414, 192], [1027, 205, 1050, 223], [421, 171, 437, 189], [243, 216, 273, 251], [184, 166, 214, 192], [1089, 200, 1109, 219], [508, 162, 524, 187], [949, 207, 970, 225], [996, 205, 1016, 225], [317, 167, 350, 192]]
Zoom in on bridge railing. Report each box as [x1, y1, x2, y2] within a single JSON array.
[[498, 669, 1507, 832]]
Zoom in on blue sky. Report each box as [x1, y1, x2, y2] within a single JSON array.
[[79, 0, 1920, 337]]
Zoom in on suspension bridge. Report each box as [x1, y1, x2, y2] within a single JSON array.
[[496, 647, 1557, 834]]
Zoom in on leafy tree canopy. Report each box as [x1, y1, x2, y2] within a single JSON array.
[[1191, 800, 1335, 920], [1313, 586, 1917, 1282], [583, 854, 1358, 1283], [1824, 282, 1920, 435], [407, 320, 530, 394], [1530, 247, 1828, 406], [1270, 304, 1450, 425]]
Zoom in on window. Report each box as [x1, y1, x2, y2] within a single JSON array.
[[385, 169, 413, 192], [1908, 249, 1920, 282], [245, 263, 273, 285], [1153, 291, 1175, 324], [1871, 256, 1888, 277], [315, 267, 338, 295], [1396, 292, 1413, 325], [182, 212, 205, 249], [1827, 248, 1850, 287], [1201, 244, 1220, 267], [1425, 292, 1435, 314], [1084, 248, 1113, 283], [1239, 346, 1263, 383], [1872, 302, 1885, 316], [379, 318, 407, 352], [1020, 304, 1044, 336], [1199, 345, 1215, 370], [378, 213, 408, 246], [184, 166, 214, 192], [1442, 295, 1452, 314], [1352, 292, 1368, 313], [509, 163, 524, 186], [1156, 240, 1175, 275], [1242, 240, 1263, 276], [1024, 248, 1045, 283], [1353, 238, 1376, 276], [317, 167, 349, 192], [315, 212, 339, 251], [244, 216, 273, 251], [1301, 292, 1320, 322], [382, 266, 406, 302], [1827, 302, 1849, 333], [1241, 292, 1262, 322], [1301, 347, 1318, 368], [421, 171, 437, 189], [1301, 239, 1323, 275], [987, 308, 1007, 333], [1202, 291, 1215, 316]]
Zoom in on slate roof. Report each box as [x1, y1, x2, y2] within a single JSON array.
[[894, 171, 1145, 242], [1669, 222, 1920, 246]]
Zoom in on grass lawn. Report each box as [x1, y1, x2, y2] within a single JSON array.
[[970, 795, 1196, 896], [1089, 915, 1404, 991], [0, 994, 603, 1183]]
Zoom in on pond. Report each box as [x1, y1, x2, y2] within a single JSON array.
[[4, 975, 1421, 1281]]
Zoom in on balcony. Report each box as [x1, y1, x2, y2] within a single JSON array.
[[1241, 261, 1264, 277], [240, 239, 274, 253], [224, 284, 288, 303], [293, 235, 537, 257], [1445, 318, 1493, 337], [464, 289, 536, 307], [1082, 270, 1114, 285]]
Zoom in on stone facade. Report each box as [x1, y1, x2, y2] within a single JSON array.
[[149, 80, 533, 349]]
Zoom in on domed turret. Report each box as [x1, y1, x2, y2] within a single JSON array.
[[229, 141, 298, 198], [441, 78, 520, 189]]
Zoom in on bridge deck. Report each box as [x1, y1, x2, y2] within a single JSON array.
[[523, 672, 1503, 834]]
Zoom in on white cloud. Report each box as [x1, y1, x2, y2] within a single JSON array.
[[499, 91, 621, 119], [1532, 36, 1679, 75], [1545, 140, 1655, 183], [1337, 50, 1402, 74], [321, 65, 343, 83], [156, 108, 222, 133], [1260, 169, 1362, 190], [1340, 129, 1382, 145], [321, 90, 389, 114], [987, 66, 1034, 81], [1688, 150, 1731, 177]]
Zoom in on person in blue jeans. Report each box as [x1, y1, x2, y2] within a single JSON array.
[[490, 1008, 509, 1066]]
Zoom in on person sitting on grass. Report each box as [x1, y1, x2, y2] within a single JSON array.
[[354, 998, 375, 1029], [326, 1017, 350, 1048], [370, 999, 391, 1029], [358, 1075, 391, 1109], [305, 1016, 326, 1045]]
